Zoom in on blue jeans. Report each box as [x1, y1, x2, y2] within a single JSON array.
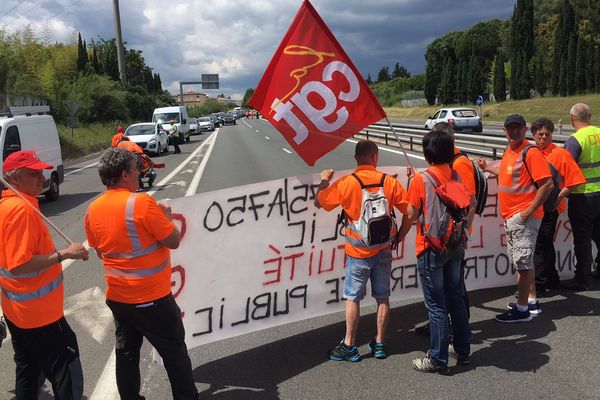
[[417, 248, 471, 366]]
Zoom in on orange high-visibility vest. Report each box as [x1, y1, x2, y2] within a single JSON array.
[[118, 141, 144, 154], [0, 190, 64, 328], [85, 189, 176, 303]]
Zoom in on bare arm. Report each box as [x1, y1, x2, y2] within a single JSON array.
[[521, 177, 554, 220], [477, 158, 499, 176], [157, 202, 181, 249], [10, 242, 89, 276], [467, 195, 477, 230], [314, 169, 335, 208]]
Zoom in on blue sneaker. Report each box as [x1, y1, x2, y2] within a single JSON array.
[[368, 339, 387, 359], [329, 341, 361, 362], [507, 301, 542, 316], [495, 306, 532, 323]]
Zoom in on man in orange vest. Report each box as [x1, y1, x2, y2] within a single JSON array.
[[84, 148, 198, 400], [531, 117, 585, 296], [112, 126, 126, 147], [315, 140, 408, 361], [0, 150, 89, 399], [478, 115, 554, 322]]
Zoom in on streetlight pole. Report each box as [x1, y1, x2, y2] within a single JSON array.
[[112, 0, 127, 84]]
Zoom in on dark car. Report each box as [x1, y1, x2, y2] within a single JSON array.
[[223, 113, 236, 125], [209, 114, 221, 127]]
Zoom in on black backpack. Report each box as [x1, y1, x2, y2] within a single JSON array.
[[521, 144, 560, 213], [451, 152, 488, 215]]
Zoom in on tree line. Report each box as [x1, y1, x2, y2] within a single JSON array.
[[0, 27, 176, 124], [424, 0, 600, 106]]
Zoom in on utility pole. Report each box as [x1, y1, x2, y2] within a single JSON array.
[[112, 0, 127, 84]]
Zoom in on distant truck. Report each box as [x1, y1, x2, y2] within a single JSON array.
[[0, 106, 64, 201], [152, 106, 191, 144]]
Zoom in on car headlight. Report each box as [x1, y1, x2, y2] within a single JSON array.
[[149, 138, 156, 143]]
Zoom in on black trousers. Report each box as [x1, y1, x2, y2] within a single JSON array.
[[106, 294, 198, 400], [568, 194, 600, 282], [533, 210, 561, 290], [6, 316, 84, 400], [168, 136, 181, 153]]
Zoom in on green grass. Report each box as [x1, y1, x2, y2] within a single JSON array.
[[57, 122, 120, 160], [384, 93, 600, 124]]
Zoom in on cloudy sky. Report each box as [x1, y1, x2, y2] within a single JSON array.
[[1, 0, 515, 100]]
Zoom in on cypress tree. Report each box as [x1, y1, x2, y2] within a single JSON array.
[[439, 58, 455, 104], [493, 53, 507, 101], [424, 62, 437, 105], [366, 74, 372, 84], [455, 61, 466, 104], [595, 46, 600, 93], [566, 33, 578, 95], [585, 41, 595, 92], [467, 54, 483, 102], [519, 51, 530, 99], [575, 37, 586, 93], [76, 33, 86, 72]]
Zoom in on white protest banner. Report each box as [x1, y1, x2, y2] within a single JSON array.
[[168, 167, 575, 350]]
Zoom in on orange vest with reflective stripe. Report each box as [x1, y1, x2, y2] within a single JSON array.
[[85, 189, 173, 303], [0, 190, 64, 328]]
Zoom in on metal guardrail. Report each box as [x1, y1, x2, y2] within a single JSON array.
[[356, 122, 569, 160]]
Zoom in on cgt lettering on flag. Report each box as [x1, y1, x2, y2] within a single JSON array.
[[249, 0, 386, 166]]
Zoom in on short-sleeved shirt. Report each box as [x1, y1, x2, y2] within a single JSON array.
[[117, 141, 143, 154], [452, 148, 476, 197], [498, 141, 551, 220], [317, 165, 408, 258], [541, 143, 586, 213], [407, 164, 452, 256], [0, 190, 63, 328], [85, 188, 175, 303]]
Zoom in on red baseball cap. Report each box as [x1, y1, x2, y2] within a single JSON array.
[[117, 126, 124, 133], [2, 151, 53, 173]]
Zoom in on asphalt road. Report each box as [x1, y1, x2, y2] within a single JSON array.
[[1, 119, 599, 400]]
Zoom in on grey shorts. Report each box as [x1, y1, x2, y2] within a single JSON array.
[[504, 213, 541, 271]]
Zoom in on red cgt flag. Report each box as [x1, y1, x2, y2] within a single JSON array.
[[249, 0, 385, 166]]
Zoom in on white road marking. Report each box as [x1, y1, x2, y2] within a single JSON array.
[[146, 130, 218, 197], [212, 385, 266, 395], [265, 136, 270, 140], [282, 148, 292, 154], [64, 287, 112, 343], [242, 119, 252, 128], [256, 129, 259, 133], [186, 130, 219, 197], [89, 350, 116, 400], [64, 161, 99, 177]]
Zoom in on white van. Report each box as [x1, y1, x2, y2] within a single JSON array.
[[151, 106, 191, 144], [0, 108, 64, 201]]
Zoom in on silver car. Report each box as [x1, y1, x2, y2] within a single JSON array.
[[197, 116, 215, 132], [424, 108, 483, 133]]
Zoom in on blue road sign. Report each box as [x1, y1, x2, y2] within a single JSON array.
[[476, 96, 483, 107]]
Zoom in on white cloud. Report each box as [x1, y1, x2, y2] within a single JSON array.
[[1, 0, 515, 100]]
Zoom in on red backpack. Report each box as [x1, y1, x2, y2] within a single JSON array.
[[421, 170, 471, 254]]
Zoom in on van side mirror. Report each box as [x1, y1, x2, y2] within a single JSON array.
[[182, 119, 187, 124], [3, 144, 21, 160]]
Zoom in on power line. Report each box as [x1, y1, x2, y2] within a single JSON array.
[[3, 0, 85, 30], [3, 0, 28, 20]]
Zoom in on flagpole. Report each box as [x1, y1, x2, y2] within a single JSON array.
[[0, 176, 74, 245], [383, 117, 414, 170]]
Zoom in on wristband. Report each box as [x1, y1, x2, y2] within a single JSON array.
[[56, 250, 63, 263]]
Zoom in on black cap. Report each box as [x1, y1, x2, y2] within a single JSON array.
[[504, 114, 526, 127]]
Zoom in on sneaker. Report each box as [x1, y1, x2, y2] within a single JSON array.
[[412, 356, 449, 374], [329, 341, 361, 362], [495, 307, 532, 323], [507, 301, 542, 316], [414, 323, 430, 336], [368, 339, 387, 359]]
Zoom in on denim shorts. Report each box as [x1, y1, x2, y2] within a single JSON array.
[[343, 249, 392, 301], [504, 213, 541, 271]]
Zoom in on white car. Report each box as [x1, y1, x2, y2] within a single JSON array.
[[189, 119, 198, 134], [424, 107, 483, 133], [125, 123, 169, 156]]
